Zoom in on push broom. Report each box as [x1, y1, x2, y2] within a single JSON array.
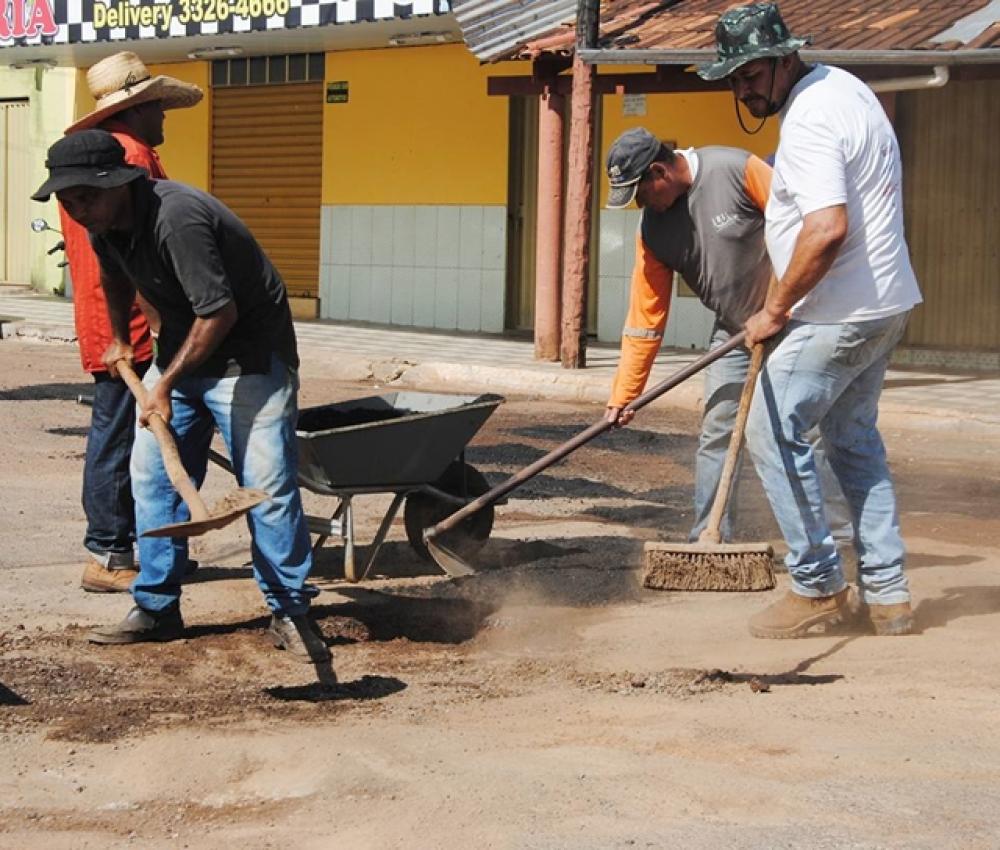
[[642, 283, 777, 592]]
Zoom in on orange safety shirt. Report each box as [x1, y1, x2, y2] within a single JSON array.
[[59, 121, 161, 373]]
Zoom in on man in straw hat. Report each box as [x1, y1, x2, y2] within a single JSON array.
[[59, 52, 202, 594], [698, 3, 922, 638], [34, 130, 327, 663]]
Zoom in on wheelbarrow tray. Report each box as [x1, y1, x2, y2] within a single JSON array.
[[296, 391, 503, 492]]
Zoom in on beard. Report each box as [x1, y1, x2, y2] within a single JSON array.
[[741, 96, 774, 118]]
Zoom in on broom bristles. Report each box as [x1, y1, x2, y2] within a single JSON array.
[[642, 541, 775, 592]]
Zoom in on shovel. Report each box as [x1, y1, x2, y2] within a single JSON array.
[[422, 331, 748, 576], [116, 360, 270, 538]]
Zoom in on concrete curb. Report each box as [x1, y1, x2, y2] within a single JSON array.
[[0, 319, 77, 344], [7, 316, 999, 435]]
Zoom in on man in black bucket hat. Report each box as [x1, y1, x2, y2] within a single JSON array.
[[32, 130, 148, 201], [698, 3, 923, 640], [34, 130, 328, 664]]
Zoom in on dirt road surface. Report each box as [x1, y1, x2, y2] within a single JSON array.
[[2, 337, 999, 849]]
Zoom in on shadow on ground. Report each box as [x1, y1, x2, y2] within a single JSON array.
[[0, 382, 90, 401]]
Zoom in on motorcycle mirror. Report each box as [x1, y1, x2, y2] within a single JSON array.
[[30, 218, 50, 233]]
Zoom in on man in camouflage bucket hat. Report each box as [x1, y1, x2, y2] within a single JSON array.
[[701, 3, 923, 639], [698, 2, 810, 131], [698, 2, 810, 82]]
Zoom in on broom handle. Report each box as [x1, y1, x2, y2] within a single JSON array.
[[117, 360, 211, 522], [425, 330, 746, 541], [699, 275, 777, 545]]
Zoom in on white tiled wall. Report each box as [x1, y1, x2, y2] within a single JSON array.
[[320, 205, 506, 333], [596, 208, 715, 349]]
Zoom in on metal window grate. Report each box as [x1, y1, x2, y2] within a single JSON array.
[[212, 52, 324, 87]]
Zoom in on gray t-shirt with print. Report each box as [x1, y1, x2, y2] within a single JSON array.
[[640, 145, 771, 331]]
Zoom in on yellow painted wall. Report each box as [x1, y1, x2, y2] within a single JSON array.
[[598, 66, 780, 207], [323, 44, 521, 206], [71, 60, 211, 190]]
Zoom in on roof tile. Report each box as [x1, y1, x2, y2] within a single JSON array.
[[505, 0, 999, 60]]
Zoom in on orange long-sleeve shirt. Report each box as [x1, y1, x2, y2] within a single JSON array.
[[59, 120, 163, 373]]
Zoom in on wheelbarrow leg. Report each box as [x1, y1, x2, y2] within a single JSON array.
[[358, 493, 406, 581], [343, 497, 357, 582]]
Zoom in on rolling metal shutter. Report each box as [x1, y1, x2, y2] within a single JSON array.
[[211, 83, 322, 298]]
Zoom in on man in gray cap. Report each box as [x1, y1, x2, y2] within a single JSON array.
[[603, 127, 774, 542], [699, 3, 922, 638]]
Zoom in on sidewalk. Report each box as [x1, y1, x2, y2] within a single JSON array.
[[2, 288, 998, 432]]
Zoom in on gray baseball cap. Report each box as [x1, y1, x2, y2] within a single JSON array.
[[606, 127, 661, 209]]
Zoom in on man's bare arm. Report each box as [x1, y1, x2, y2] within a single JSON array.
[[101, 269, 139, 375], [139, 303, 238, 426]]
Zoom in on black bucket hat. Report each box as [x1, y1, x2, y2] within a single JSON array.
[[697, 2, 811, 82], [606, 127, 662, 209], [32, 129, 147, 201]]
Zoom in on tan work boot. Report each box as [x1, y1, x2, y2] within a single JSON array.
[[80, 558, 138, 593], [866, 601, 915, 636], [749, 588, 856, 639]]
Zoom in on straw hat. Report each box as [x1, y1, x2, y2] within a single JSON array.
[[65, 51, 203, 134]]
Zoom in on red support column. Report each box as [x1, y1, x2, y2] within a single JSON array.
[[560, 49, 595, 369], [534, 85, 564, 362]]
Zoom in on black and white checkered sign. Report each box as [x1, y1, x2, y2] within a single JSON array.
[[2, 0, 451, 46]]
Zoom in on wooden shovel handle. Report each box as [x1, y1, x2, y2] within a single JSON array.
[[699, 274, 777, 545], [116, 360, 210, 522]]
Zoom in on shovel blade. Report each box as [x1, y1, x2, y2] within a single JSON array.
[[143, 488, 270, 538], [425, 533, 477, 578]]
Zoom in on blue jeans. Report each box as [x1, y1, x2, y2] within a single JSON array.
[[83, 361, 151, 560], [130, 354, 317, 616], [692, 324, 852, 544], [745, 312, 910, 604]]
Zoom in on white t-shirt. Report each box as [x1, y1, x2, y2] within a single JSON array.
[[766, 64, 923, 323]]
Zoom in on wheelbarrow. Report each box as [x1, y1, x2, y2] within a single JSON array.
[[210, 390, 504, 582]]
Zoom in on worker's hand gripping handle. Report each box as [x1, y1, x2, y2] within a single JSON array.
[[116, 360, 211, 523]]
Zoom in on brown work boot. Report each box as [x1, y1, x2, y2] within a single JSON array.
[[749, 588, 856, 639], [268, 614, 331, 663], [866, 601, 915, 636], [88, 604, 184, 645], [80, 555, 138, 593]]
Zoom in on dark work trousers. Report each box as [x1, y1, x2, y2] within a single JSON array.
[[82, 360, 151, 557]]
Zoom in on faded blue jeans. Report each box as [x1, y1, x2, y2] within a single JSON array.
[[692, 323, 852, 544], [745, 312, 911, 604], [130, 354, 317, 616]]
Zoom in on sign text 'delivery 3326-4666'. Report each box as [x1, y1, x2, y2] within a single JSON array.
[[0, 0, 450, 45]]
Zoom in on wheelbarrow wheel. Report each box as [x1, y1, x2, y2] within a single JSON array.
[[404, 461, 494, 563]]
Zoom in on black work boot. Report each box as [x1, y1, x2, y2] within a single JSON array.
[[268, 614, 331, 663], [88, 604, 184, 645]]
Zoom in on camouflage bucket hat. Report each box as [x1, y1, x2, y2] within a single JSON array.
[[697, 2, 811, 82]]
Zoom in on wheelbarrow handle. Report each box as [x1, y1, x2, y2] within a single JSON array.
[[425, 330, 747, 542], [117, 360, 211, 523]]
